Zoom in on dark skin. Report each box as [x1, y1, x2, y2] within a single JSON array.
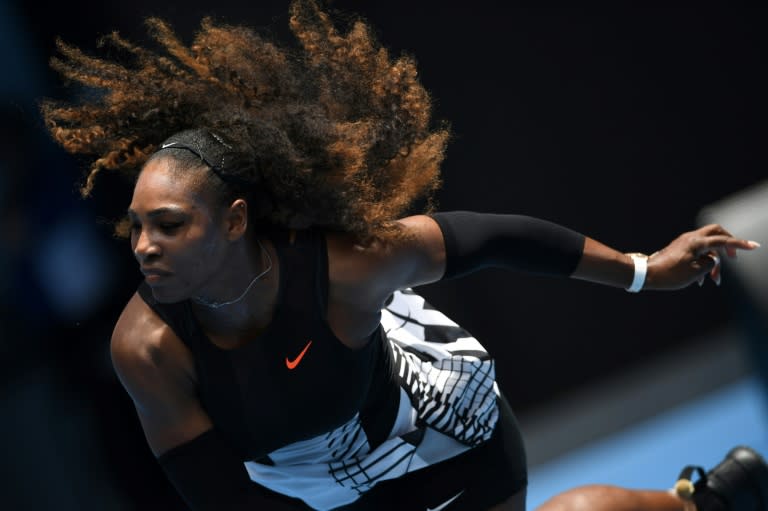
[[111, 155, 758, 511]]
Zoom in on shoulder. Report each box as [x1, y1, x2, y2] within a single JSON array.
[[111, 293, 211, 455], [324, 215, 447, 308], [111, 292, 196, 410], [325, 214, 445, 263]]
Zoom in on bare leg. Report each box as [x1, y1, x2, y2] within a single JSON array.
[[485, 486, 695, 511], [485, 445, 768, 510], [532, 485, 695, 511]]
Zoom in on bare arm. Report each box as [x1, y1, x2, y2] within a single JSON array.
[[111, 292, 212, 456], [111, 293, 295, 510], [327, 214, 760, 325], [325, 215, 446, 339], [571, 223, 760, 290]]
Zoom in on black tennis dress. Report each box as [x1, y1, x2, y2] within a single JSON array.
[[138, 228, 526, 510]]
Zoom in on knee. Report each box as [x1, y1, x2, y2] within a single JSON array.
[[538, 484, 631, 511]]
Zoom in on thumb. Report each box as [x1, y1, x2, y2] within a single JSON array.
[[694, 252, 718, 272], [692, 253, 716, 286], [697, 252, 722, 286]]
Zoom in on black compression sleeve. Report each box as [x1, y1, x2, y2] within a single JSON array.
[[158, 429, 304, 510], [431, 211, 586, 280]]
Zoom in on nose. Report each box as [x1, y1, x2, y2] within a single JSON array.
[[133, 229, 161, 262]]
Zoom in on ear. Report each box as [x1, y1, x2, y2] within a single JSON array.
[[224, 199, 248, 241]]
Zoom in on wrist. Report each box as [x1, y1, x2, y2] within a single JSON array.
[[625, 252, 649, 292]]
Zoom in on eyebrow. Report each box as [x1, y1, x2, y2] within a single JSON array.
[[126, 206, 188, 219]]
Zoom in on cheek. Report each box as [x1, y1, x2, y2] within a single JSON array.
[[200, 235, 223, 260], [178, 229, 227, 274]]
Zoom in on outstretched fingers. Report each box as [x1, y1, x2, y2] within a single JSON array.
[[689, 227, 760, 287], [692, 234, 760, 257]]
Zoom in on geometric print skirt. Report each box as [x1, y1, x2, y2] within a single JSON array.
[[243, 288, 500, 510]]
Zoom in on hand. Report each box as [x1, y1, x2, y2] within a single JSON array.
[[644, 224, 760, 290]]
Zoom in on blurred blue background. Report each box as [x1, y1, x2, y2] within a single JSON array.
[[2, 2, 766, 509], [527, 376, 768, 509]]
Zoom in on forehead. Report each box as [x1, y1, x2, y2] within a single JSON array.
[[130, 157, 208, 213]]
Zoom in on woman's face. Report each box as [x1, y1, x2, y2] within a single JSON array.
[[128, 157, 232, 303]]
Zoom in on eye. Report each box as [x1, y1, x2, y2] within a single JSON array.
[[159, 222, 183, 234]]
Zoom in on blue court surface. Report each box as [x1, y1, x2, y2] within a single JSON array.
[[526, 375, 768, 509]]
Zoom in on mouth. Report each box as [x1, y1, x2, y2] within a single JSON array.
[[141, 268, 172, 283]]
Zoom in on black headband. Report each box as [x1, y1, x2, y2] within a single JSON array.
[[156, 128, 250, 183]]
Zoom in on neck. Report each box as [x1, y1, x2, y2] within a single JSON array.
[[191, 236, 276, 328]]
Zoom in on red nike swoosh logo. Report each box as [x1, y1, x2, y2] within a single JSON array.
[[285, 340, 313, 370]]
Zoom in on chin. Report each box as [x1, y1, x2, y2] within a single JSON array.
[[147, 283, 190, 304]]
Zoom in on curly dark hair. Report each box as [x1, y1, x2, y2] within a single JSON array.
[[40, 0, 449, 241]]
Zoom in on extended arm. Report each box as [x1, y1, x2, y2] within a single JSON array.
[[430, 210, 758, 290], [332, 212, 759, 310], [325, 211, 758, 345]]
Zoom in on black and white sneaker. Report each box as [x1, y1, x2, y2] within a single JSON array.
[[676, 446, 768, 511]]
